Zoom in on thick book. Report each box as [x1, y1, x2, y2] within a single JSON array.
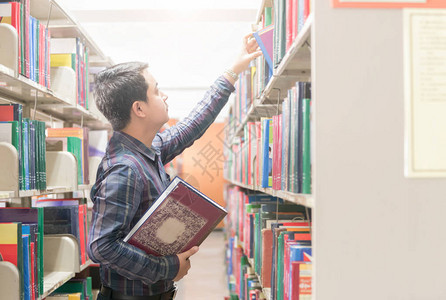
[[124, 176, 227, 256]]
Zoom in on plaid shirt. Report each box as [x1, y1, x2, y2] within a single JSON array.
[[88, 76, 234, 296]]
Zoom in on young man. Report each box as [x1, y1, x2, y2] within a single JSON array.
[[88, 34, 261, 300]]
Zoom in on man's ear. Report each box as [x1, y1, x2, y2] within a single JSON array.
[[131, 101, 147, 118]]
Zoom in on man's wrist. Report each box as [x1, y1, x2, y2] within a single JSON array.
[[224, 69, 239, 81]]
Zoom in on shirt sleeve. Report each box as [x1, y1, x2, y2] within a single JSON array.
[[87, 164, 180, 284], [155, 75, 235, 164]]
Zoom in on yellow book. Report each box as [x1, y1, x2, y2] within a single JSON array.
[[47, 293, 81, 300], [0, 223, 19, 244], [50, 53, 75, 70], [68, 293, 81, 300]]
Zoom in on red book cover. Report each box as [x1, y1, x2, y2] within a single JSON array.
[[0, 105, 14, 121], [286, 0, 294, 52], [78, 204, 86, 264], [243, 207, 250, 256], [39, 23, 44, 86], [304, 0, 311, 21], [46, 28, 51, 88], [30, 241, 35, 300], [284, 240, 299, 300], [124, 176, 227, 256], [16, 2, 21, 75], [255, 121, 262, 186], [291, 261, 312, 300], [247, 122, 253, 185], [291, 261, 301, 300], [261, 228, 273, 288], [241, 138, 246, 184], [25, 0, 30, 78], [272, 115, 280, 189], [293, 0, 299, 39], [238, 190, 244, 241]]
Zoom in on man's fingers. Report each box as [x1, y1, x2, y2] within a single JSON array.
[[186, 246, 199, 258]]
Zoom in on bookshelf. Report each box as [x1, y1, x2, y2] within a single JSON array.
[[0, 0, 111, 298], [41, 235, 92, 298], [224, 1, 314, 299], [228, 1, 446, 300]]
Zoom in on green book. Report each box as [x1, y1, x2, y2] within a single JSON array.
[[254, 212, 261, 275], [54, 281, 85, 300], [302, 83, 312, 194], [264, 7, 272, 27], [276, 233, 285, 300], [67, 137, 83, 185]]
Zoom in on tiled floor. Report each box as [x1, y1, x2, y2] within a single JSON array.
[[175, 230, 229, 300]]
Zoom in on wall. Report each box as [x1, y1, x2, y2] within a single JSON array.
[[314, 3, 446, 299]]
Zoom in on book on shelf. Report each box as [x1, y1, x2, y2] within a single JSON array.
[[22, 233, 31, 300], [261, 118, 273, 188], [291, 261, 312, 300], [43, 205, 86, 265], [301, 82, 312, 194], [0, 1, 22, 75], [284, 243, 312, 300], [46, 136, 83, 185], [50, 53, 77, 105], [0, 207, 44, 295], [51, 37, 89, 109], [0, 222, 24, 300], [0, 104, 23, 189], [124, 176, 227, 256], [46, 293, 81, 300], [47, 127, 90, 185], [22, 223, 38, 300], [53, 277, 93, 300], [253, 24, 274, 76], [0, 109, 47, 192]]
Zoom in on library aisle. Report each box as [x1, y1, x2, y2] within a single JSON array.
[[175, 230, 228, 300]]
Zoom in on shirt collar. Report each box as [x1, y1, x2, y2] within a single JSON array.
[[111, 131, 159, 161]]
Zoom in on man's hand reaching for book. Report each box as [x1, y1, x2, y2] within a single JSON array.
[[173, 246, 199, 281]]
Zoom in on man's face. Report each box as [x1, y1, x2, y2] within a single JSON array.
[[142, 70, 169, 128]]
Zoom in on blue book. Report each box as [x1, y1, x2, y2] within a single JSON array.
[[22, 224, 38, 299], [22, 234, 31, 300], [247, 194, 282, 204], [261, 118, 273, 188]]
